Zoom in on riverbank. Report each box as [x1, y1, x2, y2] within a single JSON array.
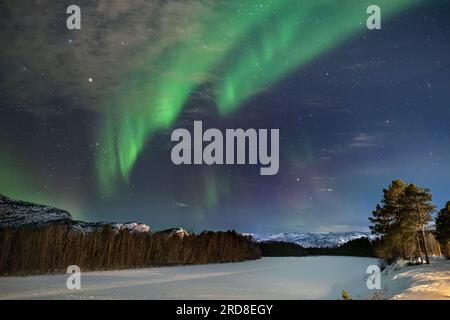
[[382, 257, 450, 300]]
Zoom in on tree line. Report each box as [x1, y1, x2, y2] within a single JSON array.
[[369, 179, 450, 263], [259, 237, 377, 258], [0, 225, 261, 275]]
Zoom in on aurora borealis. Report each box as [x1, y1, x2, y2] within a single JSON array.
[[1, 0, 450, 233], [96, 0, 422, 195]]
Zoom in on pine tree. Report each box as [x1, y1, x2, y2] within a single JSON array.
[[369, 180, 407, 235], [369, 180, 408, 259], [398, 184, 435, 264], [435, 201, 450, 258], [369, 180, 436, 263]]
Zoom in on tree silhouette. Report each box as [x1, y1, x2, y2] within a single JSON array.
[[398, 184, 435, 264], [436, 201, 450, 258], [369, 180, 407, 260], [369, 180, 436, 264]]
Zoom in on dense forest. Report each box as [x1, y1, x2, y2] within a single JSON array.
[[0, 225, 261, 275]]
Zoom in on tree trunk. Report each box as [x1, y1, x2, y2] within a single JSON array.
[[402, 243, 407, 260], [436, 242, 442, 257], [421, 229, 430, 264], [416, 235, 423, 263]]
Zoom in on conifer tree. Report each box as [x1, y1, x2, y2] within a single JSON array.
[[435, 201, 450, 257], [369, 180, 436, 263], [397, 184, 435, 264], [369, 180, 407, 259], [369, 180, 407, 235]]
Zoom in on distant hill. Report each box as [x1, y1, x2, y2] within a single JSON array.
[[0, 193, 150, 234], [155, 227, 190, 239], [246, 231, 375, 248], [0, 194, 73, 228], [258, 237, 378, 258]]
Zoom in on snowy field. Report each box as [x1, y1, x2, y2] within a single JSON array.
[[0, 256, 448, 300], [0, 257, 378, 300]]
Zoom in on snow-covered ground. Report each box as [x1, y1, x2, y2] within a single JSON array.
[[0, 256, 448, 300], [0, 257, 377, 300], [381, 257, 450, 300]]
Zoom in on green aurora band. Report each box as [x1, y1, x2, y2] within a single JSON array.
[[0, 148, 85, 219], [97, 0, 424, 195]]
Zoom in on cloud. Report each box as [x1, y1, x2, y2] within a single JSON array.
[[318, 133, 384, 162], [348, 133, 382, 148], [174, 201, 188, 207], [0, 0, 213, 113]]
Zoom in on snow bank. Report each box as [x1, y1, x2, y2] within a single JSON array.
[[380, 257, 450, 300]]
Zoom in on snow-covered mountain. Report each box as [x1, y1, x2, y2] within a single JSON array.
[[0, 194, 72, 228], [0, 193, 150, 233], [155, 227, 190, 239], [72, 221, 151, 233], [246, 231, 374, 248]]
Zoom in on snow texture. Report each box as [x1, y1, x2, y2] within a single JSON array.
[[380, 257, 450, 300], [0, 194, 72, 228], [0, 257, 379, 300]]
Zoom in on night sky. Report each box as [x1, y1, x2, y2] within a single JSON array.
[[0, 0, 449, 234]]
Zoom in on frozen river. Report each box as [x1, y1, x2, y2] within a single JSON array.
[[0, 256, 379, 300]]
